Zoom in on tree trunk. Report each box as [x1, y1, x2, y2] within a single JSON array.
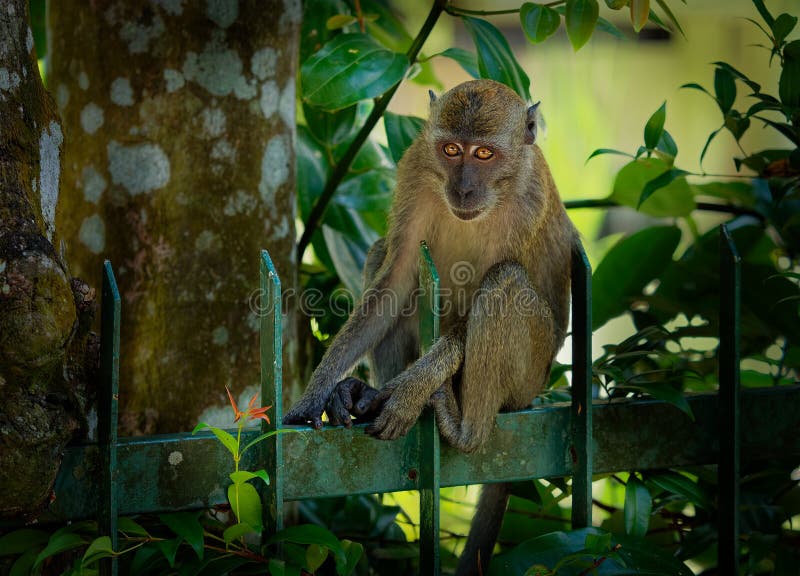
[[50, 0, 301, 434], [0, 0, 95, 517]]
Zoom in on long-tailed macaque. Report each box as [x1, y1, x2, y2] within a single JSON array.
[[284, 79, 576, 575]]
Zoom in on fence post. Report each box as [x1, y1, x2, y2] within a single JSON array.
[[99, 261, 121, 576], [570, 242, 593, 528], [260, 250, 284, 535], [718, 225, 741, 572], [418, 242, 441, 575]]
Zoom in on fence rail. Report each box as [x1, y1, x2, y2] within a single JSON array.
[[33, 224, 800, 574]]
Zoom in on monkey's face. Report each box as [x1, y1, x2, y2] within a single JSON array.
[[426, 79, 536, 222], [437, 140, 504, 221]]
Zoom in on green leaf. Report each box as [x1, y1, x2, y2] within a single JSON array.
[[604, 0, 628, 10], [565, 0, 599, 50], [700, 127, 721, 166], [228, 481, 263, 530], [463, 17, 531, 101], [155, 537, 182, 568], [10, 549, 37, 576], [647, 471, 713, 510], [586, 148, 634, 162], [712, 61, 761, 92], [611, 158, 695, 217], [300, 0, 349, 63], [489, 527, 693, 576], [326, 14, 357, 30], [159, 512, 204, 560], [520, 3, 561, 44], [773, 13, 797, 45], [755, 116, 800, 146], [752, 0, 775, 28], [638, 168, 689, 209], [301, 33, 408, 111], [630, 0, 650, 32], [595, 16, 626, 39], [322, 224, 375, 296], [644, 101, 666, 150], [592, 225, 681, 330], [269, 525, 347, 567], [192, 422, 239, 459], [680, 82, 712, 97], [230, 469, 271, 486], [619, 382, 694, 419], [724, 110, 750, 142], [0, 529, 49, 555], [117, 517, 150, 537], [656, 129, 678, 160], [306, 544, 329, 573], [34, 533, 86, 568], [624, 475, 652, 537], [223, 522, 256, 544], [336, 540, 364, 576], [384, 112, 425, 164], [714, 66, 736, 114], [436, 47, 480, 78], [654, 0, 685, 37], [303, 103, 358, 146], [584, 530, 612, 554], [780, 40, 800, 109], [241, 428, 298, 457], [81, 536, 114, 567]]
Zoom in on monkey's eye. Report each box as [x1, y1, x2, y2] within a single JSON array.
[[443, 143, 461, 157], [474, 147, 494, 160]]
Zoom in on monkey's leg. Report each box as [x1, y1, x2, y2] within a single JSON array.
[[435, 261, 554, 452], [441, 262, 556, 576]]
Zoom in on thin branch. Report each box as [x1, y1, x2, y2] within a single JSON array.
[[563, 198, 767, 222], [445, 0, 565, 16], [296, 0, 449, 261]]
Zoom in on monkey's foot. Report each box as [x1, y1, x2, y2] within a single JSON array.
[[366, 398, 417, 441]]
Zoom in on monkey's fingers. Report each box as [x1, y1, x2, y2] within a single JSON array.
[[282, 406, 324, 429], [325, 393, 352, 428], [333, 376, 368, 411]]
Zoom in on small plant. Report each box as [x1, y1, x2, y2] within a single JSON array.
[[192, 385, 277, 541]]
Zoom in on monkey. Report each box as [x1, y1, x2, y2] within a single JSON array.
[[284, 79, 576, 576]]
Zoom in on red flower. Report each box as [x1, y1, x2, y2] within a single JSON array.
[[226, 386, 272, 424]]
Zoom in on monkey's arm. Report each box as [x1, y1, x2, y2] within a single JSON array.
[[365, 327, 465, 440], [283, 260, 415, 428]]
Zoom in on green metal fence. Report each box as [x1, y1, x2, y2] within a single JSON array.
[[39, 224, 800, 574]]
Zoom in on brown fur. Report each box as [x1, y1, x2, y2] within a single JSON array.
[[284, 79, 576, 575]]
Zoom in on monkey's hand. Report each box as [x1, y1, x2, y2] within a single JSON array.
[[365, 384, 421, 441], [325, 377, 381, 427], [282, 396, 326, 429]]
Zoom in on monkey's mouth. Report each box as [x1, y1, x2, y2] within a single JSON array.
[[451, 208, 484, 221]]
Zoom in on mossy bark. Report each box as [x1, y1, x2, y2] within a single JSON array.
[[50, 0, 301, 434], [0, 0, 95, 517]]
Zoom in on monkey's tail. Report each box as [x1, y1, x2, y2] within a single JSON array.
[[455, 482, 511, 576]]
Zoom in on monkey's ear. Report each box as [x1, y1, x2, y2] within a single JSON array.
[[525, 101, 541, 145], [429, 90, 437, 105]]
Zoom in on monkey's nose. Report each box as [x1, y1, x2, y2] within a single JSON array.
[[458, 188, 474, 200]]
